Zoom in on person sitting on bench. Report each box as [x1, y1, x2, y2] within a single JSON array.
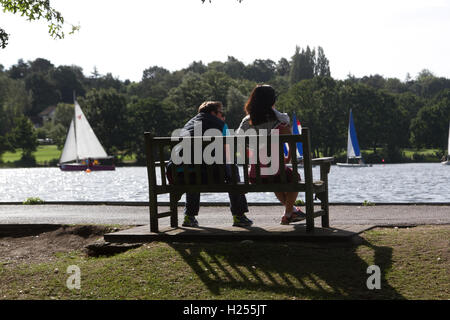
[[167, 101, 252, 228], [237, 85, 305, 225]]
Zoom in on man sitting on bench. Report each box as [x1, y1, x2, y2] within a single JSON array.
[[167, 101, 252, 228]]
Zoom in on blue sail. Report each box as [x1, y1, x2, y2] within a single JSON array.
[[347, 109, 361, 158], [292, 113, 303, 158], [284, 113, 303, 158]]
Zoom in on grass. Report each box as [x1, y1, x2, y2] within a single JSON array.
[[402, 148, 442, 161], [0, 225, 448, 300], [0, 146, 443, 166], [362, 148, 442, 162], [1, 145, 61, 164], [1, 145, 138, 165]]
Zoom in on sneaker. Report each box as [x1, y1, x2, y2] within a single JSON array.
[[280, 211, 306, 225], [182, 215, 199, 227], [290, 210, 306, 222], [280, 215, 291, 225], [232, 214, 253, 227]]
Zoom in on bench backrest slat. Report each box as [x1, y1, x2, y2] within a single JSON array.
[[145, 129, 312, 190], [158, 144, 166, 187]]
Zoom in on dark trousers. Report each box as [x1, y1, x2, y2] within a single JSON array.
[[168, 164, 248, 217]]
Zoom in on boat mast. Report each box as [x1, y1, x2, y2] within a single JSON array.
[[347, 109, 351, 164], [73, 91, 79, 163], [447, 121, 450, 160]]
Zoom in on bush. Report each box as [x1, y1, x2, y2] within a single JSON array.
[[15, 154, 37, 167], [23, 197, 45, 205], [412, 152, 426, 162]]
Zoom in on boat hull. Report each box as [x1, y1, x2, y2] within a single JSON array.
[[336, 163, 372, 167], [60, 164, 115, 171]]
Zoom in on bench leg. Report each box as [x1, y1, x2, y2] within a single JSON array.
[[320, 192, 330, 228], [319, 163, 331, 228], [149, 192, 158, 233], [170, 193, 179, 228], [305, 191, 315, 233]]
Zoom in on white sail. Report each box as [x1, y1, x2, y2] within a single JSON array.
[[347, 126, 356, 158], [73, 101, 108, 159], [59, 119, 77, 164], [59, 100, 108, 164], [347, 109, 361, 159], [337, 109, 371, 167], [447, 122, 450, 156]]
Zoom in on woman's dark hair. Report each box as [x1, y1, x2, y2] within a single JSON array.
[[244, 85, 277, 125]]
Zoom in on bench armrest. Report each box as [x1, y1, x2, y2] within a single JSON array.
[[311, 157, 334, 165], [155, 160, 169, 167]]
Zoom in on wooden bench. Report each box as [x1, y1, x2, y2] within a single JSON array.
[[144, 127, 333, 233]]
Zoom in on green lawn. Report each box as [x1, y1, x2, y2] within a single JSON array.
[[0, 146, 442, 166], [1, 145, 61, 164], [0, 225, 448, 300], [402, 148, 441, 160]]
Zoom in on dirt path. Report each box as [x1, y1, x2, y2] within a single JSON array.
[[0, 225, 118, 267]]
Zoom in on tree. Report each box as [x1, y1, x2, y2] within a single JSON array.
[[0, 71, 32, 130], [79, 88, 129, 154], [53, 102, 74, 128], [315, 46, 330, 77], [289, 46, 316, 85], [48, 122, 66, 149], [130, 65, 181, 102], [163, 71, 214, 126], [410, 89, 450, 149], [30, 58, 54, 74], [225, 86, 247, 130], [0, 106, 14, 158], [87, 72, 125, 92], [360, 74, 386, 90], [384, 77, 408, 94], [0, 133, 13, 159], [0, 0, 78, 48], [24, 72, 60, 116], [7, 58, 30, 79], [276, 58, 290, 77], [50, 65, 86, 103], [340, 83, 401, 155], [126, 97, 171, 163], [185, 61, 207, 74], [202, 70, 234, 107], [223, 56, 246, 79], [11, 115, 38, 159], [278, 77, 345, 157], [245, 59, 276, 83]]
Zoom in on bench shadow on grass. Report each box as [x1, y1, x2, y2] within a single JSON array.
[[167, 226, 405, 299]]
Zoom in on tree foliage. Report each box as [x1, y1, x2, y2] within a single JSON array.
[[0, 0, 78, 48], [11, 115, 38, 157], [2, 44, 450, 165], [79, 89, 129, 154]]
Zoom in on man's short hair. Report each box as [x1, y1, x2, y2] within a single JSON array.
[[198, 101, 223, 114]]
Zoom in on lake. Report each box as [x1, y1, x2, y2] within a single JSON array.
[[0, 163, 449, 203]]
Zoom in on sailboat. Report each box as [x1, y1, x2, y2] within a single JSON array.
[[58, 99, 115, 171], [284, 113, 315, 168], [336, 109, 371, 167], [284, 113, 304, 160], [441, 121, 450, 165]]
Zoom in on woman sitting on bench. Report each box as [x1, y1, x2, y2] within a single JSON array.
[[237, 84, 305, 225]]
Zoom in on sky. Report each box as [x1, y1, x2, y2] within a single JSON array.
[[1, 0, 450, 82]]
